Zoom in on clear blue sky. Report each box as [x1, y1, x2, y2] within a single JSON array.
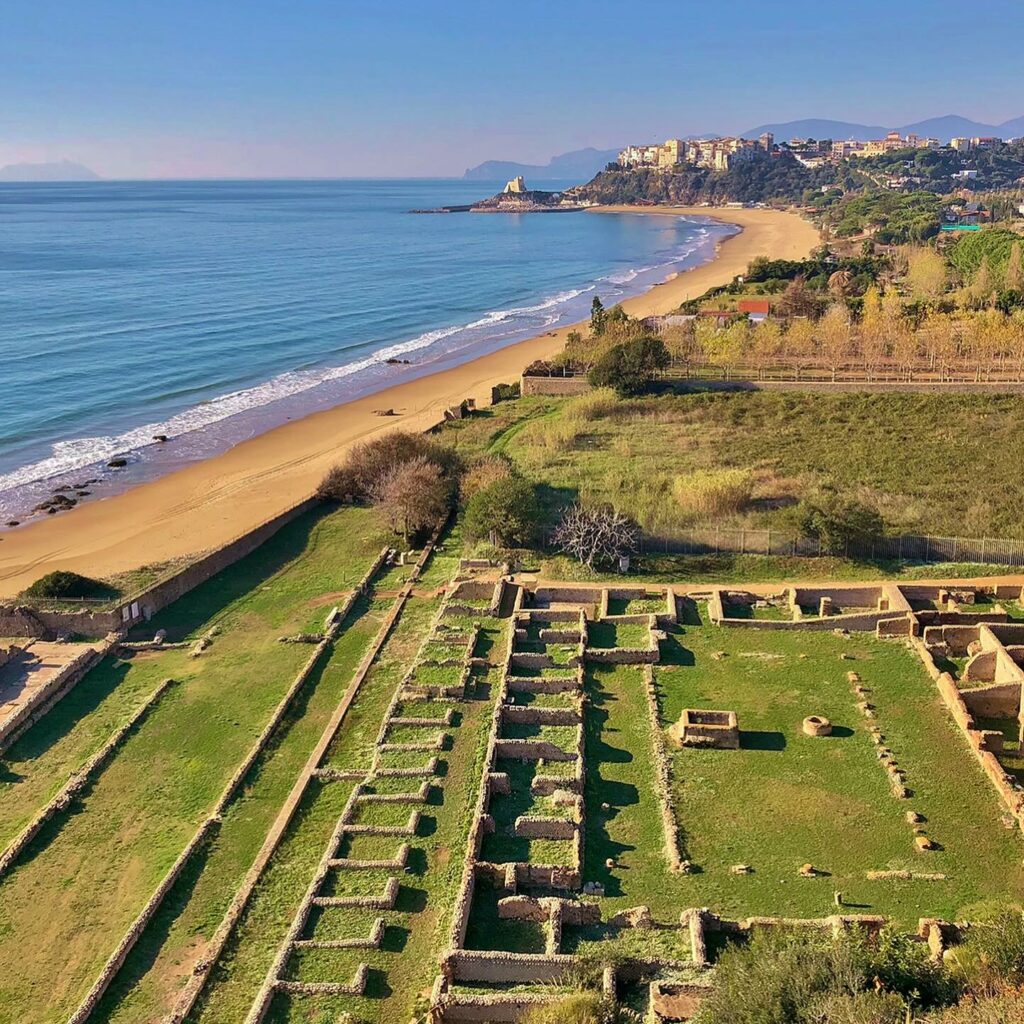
[[2, 0, 1023, 178]]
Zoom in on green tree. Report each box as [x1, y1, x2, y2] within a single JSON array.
[[590, 296, 607, 336], [798, 496, 884, 555], [587, 335, 670, 396], [463, 476, 541, 547]]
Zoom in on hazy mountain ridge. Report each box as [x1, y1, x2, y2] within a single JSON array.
[[0, 160, 100, 182], [462, 147, 621, 181], [742, 115, 1024, 143]]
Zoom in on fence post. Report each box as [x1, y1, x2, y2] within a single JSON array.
[[767, 529, 772, 556], [982, 537, 987, 563], [925, 536, 931, 563], [740, 530, 745, 555], [898, 535, 903, 562]]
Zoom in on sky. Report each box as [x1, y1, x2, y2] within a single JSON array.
[[2, 0, 1024, 179]]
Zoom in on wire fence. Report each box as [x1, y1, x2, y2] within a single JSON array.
[[632, 528, 1024, 566]]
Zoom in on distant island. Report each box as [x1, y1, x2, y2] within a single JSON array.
[[0, 159, 100, 182]]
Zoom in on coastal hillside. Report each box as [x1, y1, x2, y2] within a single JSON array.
[[571, 150, 839, 205]]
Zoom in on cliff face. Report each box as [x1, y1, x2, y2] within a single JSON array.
[[571, 153, 836, 206]]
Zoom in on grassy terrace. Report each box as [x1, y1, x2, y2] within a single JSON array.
[[440, 391, 1024, 538], [653, 617, 1024, 924], [191, 599, 508, 1024], [0, 506, 388, 1024], [97, 593, 390, 1023]]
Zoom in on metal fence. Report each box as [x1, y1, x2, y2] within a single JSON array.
[[633, 528, 1024, 567]]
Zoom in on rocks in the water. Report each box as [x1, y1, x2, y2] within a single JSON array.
[[33, 493, 77, 514], [152, 434, 169, 442], [107, 458, 128, 468], [5, 520, 20, 527]]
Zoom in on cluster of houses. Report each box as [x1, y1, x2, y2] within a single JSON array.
[[618, 134, 775, 172]]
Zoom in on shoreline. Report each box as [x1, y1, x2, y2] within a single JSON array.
[[0, 206, 819, 596]]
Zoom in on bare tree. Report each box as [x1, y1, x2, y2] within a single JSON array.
[[553, 504, 639, 569], [368, 455, 452, 541]]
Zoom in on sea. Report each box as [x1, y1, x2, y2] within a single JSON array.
[[0, 179, 736, 521]]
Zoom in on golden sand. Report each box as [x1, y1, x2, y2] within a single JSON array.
[[0, 207, 819, 596]]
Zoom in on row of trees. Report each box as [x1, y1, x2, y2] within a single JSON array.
[[661, 299, 1024, 381]]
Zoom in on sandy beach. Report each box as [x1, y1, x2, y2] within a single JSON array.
[[0, 206, 819, 596]]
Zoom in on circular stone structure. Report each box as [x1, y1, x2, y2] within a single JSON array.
[[803, 715, 832, 737]]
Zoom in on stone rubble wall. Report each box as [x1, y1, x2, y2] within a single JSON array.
[[642, 664, 683, 872], [0, 634, 120, 752]]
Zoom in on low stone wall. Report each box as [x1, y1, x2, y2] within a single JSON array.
[[447, 949, 578, 984], [520, 375, 592, 397], [514, 815, 576, 840], [502, 705, 580, 727], [0, 676, 176, 881], [960, 682, 1021, 719], [0, 634, 120, 752], [642, 665, 683, 872]]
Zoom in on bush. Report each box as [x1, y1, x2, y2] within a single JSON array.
[[563, 387, 621, 422], [929, 990, 1024, 1023], [24, 571, 111, 601], [492, 381, 521, 402], [463, 476, 541, 547], [367, 455, 454, 542], [674, 468, 755, 519], [797, 496, 884, 555], [588, 335, 670, 397], [317, 430, 460, 503], [460, 454, 514, 501], [695, 927, 957, 1024], [947, 911, 1024, 997], [522, 993, 621, 1024]]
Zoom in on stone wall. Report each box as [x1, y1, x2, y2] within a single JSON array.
[[520, 375, 592, 397], [0, 634, 120, 752]]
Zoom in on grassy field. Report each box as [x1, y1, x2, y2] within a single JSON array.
[[439, 391, 1024, 539], [0, 506, 389, 1024], [653, 617, 1024, 924]]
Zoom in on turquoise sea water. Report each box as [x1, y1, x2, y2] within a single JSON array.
[[0, 179, 734, 518]]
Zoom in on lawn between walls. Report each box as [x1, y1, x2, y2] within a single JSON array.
[[189, 605, 509, 1024], [653, 617, 1024, 925], [0, 506, 390, 1024], [93, 594, 389, 1023], [264, 624, 508, 1024], [185, 592, 444, 1023]]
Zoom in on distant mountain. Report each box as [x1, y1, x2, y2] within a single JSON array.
[[463, 147, 621, 182], [742, 115, 1024, 145], [0, 159, 100, 182], [998, 116, 1024, 139], [741, 119, 889, 142], [897, 115, 1001, 141]]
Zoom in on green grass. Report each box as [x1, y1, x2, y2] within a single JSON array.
[[96, 596, 387, 1023], [445, 391, 1024, 538], [653, 623, 1024, 924], [0, 506, 389, 1024], [587, 621, 650, 648], [192, 614, 508, 1024]]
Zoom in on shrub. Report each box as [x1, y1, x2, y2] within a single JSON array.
[[797, 496, 884, 555], [24, 571, 111, 601], [317, 430, 460, 503], [553, 504, 639, 568], [947, 910, 1024, 997], [695, 927, 957, 1024], [522, 992, 621, 1024], [929, 990, 1024, 1023], [492, 381, 521, 402], [674, 468, 755, 519], [588, 335, 670, 397], [460, 454, 514, 501], [367, 455, 454, 542], [463, 476, 541, 547]]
